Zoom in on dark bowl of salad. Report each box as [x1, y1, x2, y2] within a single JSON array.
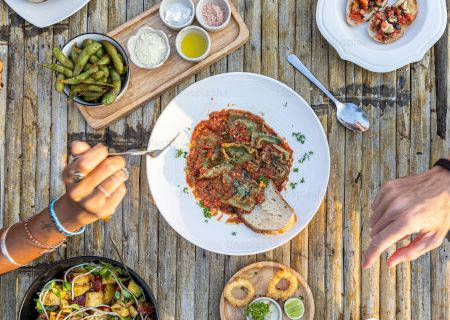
[[18, 256, 158, 320]]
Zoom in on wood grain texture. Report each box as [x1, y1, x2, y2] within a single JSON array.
[[0, 1, 449, 320]]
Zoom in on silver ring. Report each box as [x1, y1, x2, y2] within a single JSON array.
[[69, 169, 85, 184], [97, 185, 111, 197]]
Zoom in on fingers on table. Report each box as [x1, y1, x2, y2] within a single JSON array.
[[363, 220, 410, 269], [370, 180, 398, 226], [387, 232, 444, 268]]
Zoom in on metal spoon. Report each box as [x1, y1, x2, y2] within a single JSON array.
[[287, 54, 370, 132]]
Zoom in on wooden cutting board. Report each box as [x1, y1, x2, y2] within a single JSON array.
[[220, 261, 315, 320], [77, 0, 249, 129]]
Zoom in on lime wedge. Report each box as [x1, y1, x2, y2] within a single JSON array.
[[284, 298, 304, 320]]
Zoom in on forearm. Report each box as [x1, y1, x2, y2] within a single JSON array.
[[0, 195, 85, 275]]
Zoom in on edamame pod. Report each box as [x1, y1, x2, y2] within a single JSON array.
[[99, 65, 109, 79], [53, 48, 74, 69], [89, 55, 99, 64], [61, 66, 99, 85], [96, 54, 111, 66], [102, 69, 121, 105], [95, 47, 105, 58], [55, 73, 65, 93], [82, 39, 94, 48], [42, 63, 73, 78], [91, 70, 105, 81], [101, 41, 124, 75], [79, 91, 105, 101], [80, 80, 115, 88], [70, 49, 79, 64], [73, 42, 102, 76]]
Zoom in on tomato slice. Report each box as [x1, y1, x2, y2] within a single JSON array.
[[350, 14, 364, 22]]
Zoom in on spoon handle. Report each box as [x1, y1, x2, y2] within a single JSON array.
[[287, 54, 339, 105]]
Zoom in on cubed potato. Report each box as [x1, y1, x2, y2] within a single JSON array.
[[103, 284, 115, 304], [73, 284, 90, 297], [60, 299, 72, 314], [101, 277, 116, 285], [129, 305, 139, 317], [73, 274, 90, 285], [49, 312, 62, 320], [43, 291, 61, 306], [85, 292, 104, 307], [127, 280, 142, 297], [111, 303, 130, 318]]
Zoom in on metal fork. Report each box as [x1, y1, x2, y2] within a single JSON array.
[[109, 133, 180, 158]]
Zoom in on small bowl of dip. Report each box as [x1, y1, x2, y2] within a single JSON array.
[[176, 26, 211, 63], [245, 297, 282, 320], [196, 0, 231, 32], [160, 0, 195, 31], [127, 27, 170, 69]]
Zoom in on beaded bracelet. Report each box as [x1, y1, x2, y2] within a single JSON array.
[[1, 224, 26, 267], [49, 198, 86, 237], [24, 216, 66, 253]]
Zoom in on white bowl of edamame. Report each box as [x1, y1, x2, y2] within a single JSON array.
[[58, 33, 130, 107]]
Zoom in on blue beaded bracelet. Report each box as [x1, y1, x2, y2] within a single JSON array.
[[49, 198, 86, 237]]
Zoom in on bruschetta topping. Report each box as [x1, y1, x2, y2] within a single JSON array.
[[349, 0, 385, 22]]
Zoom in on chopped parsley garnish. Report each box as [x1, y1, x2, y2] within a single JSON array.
[[283, 101, 288, 107], [183, 187, 189, 194], [292, 132, 306, 144], [300, 177, 305, 183], [290, 182, 298, 189], [258, 176, 269, 185], [293, 167, 299, 173], [245, 302, 270, 320], [231, 232, 237, 236], [298, 151, 314, 163], [176, 149, 188, 158], [198, 202, 212, 220]]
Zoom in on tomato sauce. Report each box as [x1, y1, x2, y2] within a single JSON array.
[[186, 109, 293, 216]]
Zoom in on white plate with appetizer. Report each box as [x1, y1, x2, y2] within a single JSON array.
[[316, 0, 447, 72], [4, 0, 91, 28], [146, 72, 330, 255]]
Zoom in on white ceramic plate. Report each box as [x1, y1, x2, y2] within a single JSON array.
[[146, 73, 330, 255], [4, 0, 91, 28], [316, 0, 447, 73]]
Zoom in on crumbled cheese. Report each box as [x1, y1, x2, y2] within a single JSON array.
[[381, 22, 395, 34], [134, 31, 167, 67]]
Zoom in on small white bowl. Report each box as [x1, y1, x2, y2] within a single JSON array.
[[245, 297, 282, 320], [61, 32, 130, 107], [176, 26, 211, 63], [196, 0, 231, 32], [160, 0, 195, 31], [127, 27, 170, 69]]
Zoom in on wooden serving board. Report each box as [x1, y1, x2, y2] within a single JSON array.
[[220, 262, 315, 320], [77, 0, 249, 129]]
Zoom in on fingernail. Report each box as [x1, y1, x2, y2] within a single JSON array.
[[117, 168, 130, 181]]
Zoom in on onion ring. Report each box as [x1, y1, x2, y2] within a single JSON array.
[[224, 278, 256, 307], [266, 269, 298, 301]]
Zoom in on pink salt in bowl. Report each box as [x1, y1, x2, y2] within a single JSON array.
[[195, 0, 231, 32]]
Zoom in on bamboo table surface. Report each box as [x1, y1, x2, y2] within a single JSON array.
[[0, 1, 448, 319]]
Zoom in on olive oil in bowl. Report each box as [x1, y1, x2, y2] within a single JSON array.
[[176, 26, 211, 62]]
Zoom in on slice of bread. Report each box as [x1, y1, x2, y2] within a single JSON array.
[[239, 181, 297, 235]]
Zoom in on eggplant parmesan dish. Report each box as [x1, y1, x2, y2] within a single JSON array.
[[186, 109, 297, 235]]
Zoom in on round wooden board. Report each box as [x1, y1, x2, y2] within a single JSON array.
[[220, 261, 315, 320]]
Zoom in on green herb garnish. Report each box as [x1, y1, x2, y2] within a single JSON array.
[[231, 232, 237, 236], [62, 281, 71, 292], [198, 202, 212, 220], [183, 187, 189, 194], [300, 177, 305, 183], [298, 151, 314, 163], [258, 176, 269, 185], [290, 182, 298, 189], [293, 167, 299, 173], [292, 132, 306, 144], [176, 149, 188, 158], [245, 301, 270, 320]]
